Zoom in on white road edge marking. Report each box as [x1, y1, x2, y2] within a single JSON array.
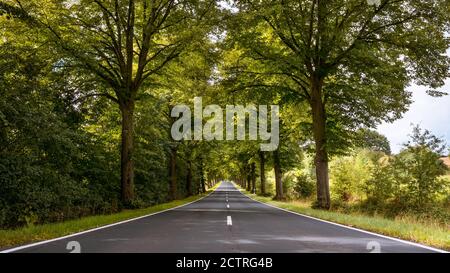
[[1, 183, 222, 253], [232, 182, 447, 253], [227, 216, 232, 226]]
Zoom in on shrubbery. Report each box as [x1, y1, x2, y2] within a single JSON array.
[[364, 155, 395, 205], [330, 150, 373, 202], [295, 126, 450, 224], [294, 173, 315, 198]]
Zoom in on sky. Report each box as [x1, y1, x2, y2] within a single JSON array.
[[377, 79, 450, 154]]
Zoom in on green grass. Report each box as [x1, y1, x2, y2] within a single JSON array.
[[0, 182, 220, 250], [236, 185, 450, 251]]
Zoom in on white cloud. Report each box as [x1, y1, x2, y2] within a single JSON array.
[[377, 79, 450, 154]]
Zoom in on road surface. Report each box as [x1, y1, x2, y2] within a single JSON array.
[[3, 181, 443, 253]]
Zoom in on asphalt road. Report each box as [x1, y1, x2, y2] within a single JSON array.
[[3, 181, 443, 253]]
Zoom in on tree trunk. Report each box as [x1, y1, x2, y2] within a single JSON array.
[[259, 151, 266, 195], [201, 175, 206, 193], [310, 75, 331, 209], [273, 148, 284, 200], [169, 146, 177, 200], [168, 104, 178, 200], [0, 125, 6, 148], [200, 157, 206, 193], [120, 101, 135, 205], [246, 170, 251, 192], [186, 161, 192, 196], [250, 162, 256, 193]]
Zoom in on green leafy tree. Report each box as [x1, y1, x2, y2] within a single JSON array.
[[0, 22, 121, 227], [228, 0, 449, 208], [391, 126, 449, 207], [1, 0, 215, 205], [354, 128, 391, 155]]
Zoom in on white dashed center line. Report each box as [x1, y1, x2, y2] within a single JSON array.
[[227, 216, 232, 226]]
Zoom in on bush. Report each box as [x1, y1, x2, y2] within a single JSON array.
[[294, 173, 315, 198], [336, 126, 450, 221], [391, 148, 448, 208], [364, 155, 395, 205], [330, 150, 373, 202], [281, 172, 298, 200], [390, 126, 449, 208]]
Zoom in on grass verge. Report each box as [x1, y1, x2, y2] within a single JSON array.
[[0, 182, 220, 250], [236, 185, 450, 251]]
